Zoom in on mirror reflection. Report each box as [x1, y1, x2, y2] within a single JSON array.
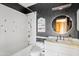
[[52, 15, 72, 34]]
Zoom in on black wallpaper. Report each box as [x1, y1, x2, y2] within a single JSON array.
[[29, 3, 79, 38]]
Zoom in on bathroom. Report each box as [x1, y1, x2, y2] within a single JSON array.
[[0, 3, 79, 56]]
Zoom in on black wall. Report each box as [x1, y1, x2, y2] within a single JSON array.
[[29, 3, 79, 38]]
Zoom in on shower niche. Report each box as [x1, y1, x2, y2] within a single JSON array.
[[52, 15, 72, 35]]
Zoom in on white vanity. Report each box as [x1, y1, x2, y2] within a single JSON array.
[[44, 38, 79, 56], [36, 36, 79, 56]]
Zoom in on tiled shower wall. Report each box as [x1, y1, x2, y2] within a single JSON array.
[[26, 12, 36, 45], [0, 4, 36, 55]]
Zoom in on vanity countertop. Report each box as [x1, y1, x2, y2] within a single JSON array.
[[45, 37, 79, 48]]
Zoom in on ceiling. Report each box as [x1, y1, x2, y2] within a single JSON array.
[[1, 3, 79, 14], [1, 3, 36, 14], [28, 3, 79, 11], [19, 3, 37, 8], [28, 3, 68, 11], [2, 3, 68, 14]]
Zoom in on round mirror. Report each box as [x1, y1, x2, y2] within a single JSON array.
[[52, 15, 72, 34]]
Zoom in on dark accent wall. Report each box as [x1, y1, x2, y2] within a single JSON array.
[[29, 3, 79, 38]]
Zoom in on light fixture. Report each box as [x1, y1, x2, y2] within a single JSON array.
[[52, 4, 72, 11]]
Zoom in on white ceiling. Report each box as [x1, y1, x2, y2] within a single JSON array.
[[19, 3, 37, 8]]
